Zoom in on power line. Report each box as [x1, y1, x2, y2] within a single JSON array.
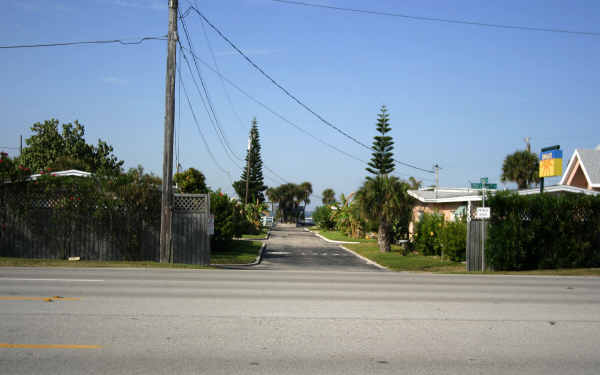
[[0, 35, 167, 49], [178, 67, 233, 182], [183, 6, 434, 174], [271, 0, 600, 37], [177, 45, 368, 167]]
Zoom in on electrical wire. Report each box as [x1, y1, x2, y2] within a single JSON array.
[[271, 0, 600, 37], [0, 36, 167, 49], [178, 67, 233, 182], [183, 6, 434, 174]]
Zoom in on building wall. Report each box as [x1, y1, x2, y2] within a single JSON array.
[[409, 202, 466, 236], [566, 162, 590, 189]]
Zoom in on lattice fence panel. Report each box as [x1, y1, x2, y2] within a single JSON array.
[[174, 194, 209, 213]]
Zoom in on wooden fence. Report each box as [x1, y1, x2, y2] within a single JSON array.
[[0, 193, 210, 265], [466, 219, 489, 271]]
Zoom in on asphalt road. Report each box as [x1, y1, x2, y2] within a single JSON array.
[[256, 224, 380, 271], [1, 265, 600, 375]]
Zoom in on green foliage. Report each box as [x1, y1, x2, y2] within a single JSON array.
[[366, 105, 394, 176], [501, 150, 540, 189], [266, 182, 309, 223], [312, 205, 335, 230], [244, 202, 268, 234], [0, 168, 161, 260], [0, 152, 31, 182], [330, 193, 365, 239], [321, 188, 336, 205], [487, 192, 600, 270], [412, 212, 466, 261], [174, 167, 208, 194], [209, 191, 249, 250], [233, 118, 267, 203], [19, 119, 123, 176], [355, 175, 413, 252]]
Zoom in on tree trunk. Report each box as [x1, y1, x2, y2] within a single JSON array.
[[377, 222, 391, 252]]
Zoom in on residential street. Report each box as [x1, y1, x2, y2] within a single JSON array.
[[256, 224, 381, 271], [1, 265, 600, 375]]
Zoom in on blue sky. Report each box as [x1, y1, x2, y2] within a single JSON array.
[[2, 0, 599, 206]]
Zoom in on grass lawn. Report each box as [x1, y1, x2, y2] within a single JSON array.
[[0, 257, 210, 269], [345, 243, 463, 272], [239, 229, 269, 240], [309, 227, 375, 243], [210, 240, 263, 264]]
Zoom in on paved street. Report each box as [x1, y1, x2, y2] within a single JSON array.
[[1, 266, 599, 375], [257, 224, 380, 271]]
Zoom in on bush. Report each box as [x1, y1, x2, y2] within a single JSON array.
[[210, 192, 250, 250], [487, 192, 600, 270], [413, 212, 466, 261], [313, 205, 335, 230]]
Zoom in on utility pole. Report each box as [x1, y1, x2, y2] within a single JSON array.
[[434, 164, 440, 188], [244, 133, 252, 205], [160, 0, 178, 264], [19, 135, 22, 156]]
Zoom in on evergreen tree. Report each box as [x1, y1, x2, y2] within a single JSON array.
[[366, 106, 395, 177], [233, 118, 267, 203]]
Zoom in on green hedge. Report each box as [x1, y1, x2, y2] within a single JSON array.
[[413, 212, 466, 261], [487, 192, 600, 270]]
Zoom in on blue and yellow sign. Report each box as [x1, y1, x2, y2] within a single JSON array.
[[539, 149, 562, 178]]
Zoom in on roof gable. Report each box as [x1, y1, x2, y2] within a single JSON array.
[[560, 149, 600, 188]]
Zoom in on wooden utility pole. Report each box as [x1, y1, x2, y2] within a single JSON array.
[[160, 0, 178, 263]]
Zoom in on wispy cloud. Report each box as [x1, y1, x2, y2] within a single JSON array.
[[113, 0, 163, 11], [102, 76, 128, 85], [215, 48, 277, 57]]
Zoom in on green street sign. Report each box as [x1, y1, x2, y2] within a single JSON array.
[[485, 183, 497, 189], [480, 177, 488, 184], [471, 183, 482, 189]]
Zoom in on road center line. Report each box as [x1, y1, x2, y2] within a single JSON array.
[[0, 278, 104, 282], [0, 343, 101, 349]]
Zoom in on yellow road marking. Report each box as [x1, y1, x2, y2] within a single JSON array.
[[0, 343, 101, 349], [0, 296, 80, 301]]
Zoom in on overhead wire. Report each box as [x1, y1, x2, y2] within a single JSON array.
[[271, 0, 600, 37], [177, 67, 233, 183], [0, 35, 167, 49], [183, 6, 435, 174]]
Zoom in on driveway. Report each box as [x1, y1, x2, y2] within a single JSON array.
[[258, 224, 381, 271]]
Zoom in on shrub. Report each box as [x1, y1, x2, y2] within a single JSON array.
[[487, 192, 600, 270], [313, 205, 335, 230], [413, 212, 466, 261], [210, 192, 251, 250]]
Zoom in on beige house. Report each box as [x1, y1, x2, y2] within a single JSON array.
[[560, 147, 600, 192]]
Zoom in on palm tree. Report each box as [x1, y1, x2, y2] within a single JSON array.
[[501, 150, 540, 189], [408, 177, 422, 190], [321, 188, 336, 205], [355, 175, 412, 252], [300, 181, 312, 208]]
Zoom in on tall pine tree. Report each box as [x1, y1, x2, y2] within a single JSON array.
[[366, 105, 395, 176], [233, 118, 267, 203]]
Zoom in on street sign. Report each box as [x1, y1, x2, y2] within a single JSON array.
[[480, 177, 488, 184], [476, 207, 491, 219], [471, 182, 496, 189]]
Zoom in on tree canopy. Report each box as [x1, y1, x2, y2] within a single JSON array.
[[266, 183, 309, 223], [19, 119, 123, 176], [233, 118, 267, 203], [174, 167, 208, 194], [355, 175, 413, 252], [321, 188, 336, 205], [501, 150, 540, 189], [366, 106, 394, 177]]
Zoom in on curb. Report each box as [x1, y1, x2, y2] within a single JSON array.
[[304, 228, 360, 244], [338, 245, 389, 271], [211, 242, 267, 267]]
